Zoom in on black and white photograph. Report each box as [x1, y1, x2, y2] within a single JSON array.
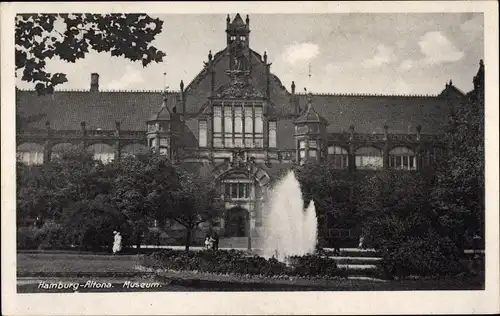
[[1, 1, 499, 315]]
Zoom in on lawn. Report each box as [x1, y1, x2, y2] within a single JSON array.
[[16, 251, 484, 292]]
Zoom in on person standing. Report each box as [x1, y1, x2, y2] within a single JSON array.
[[204, 236, 212, 250], [358, 235, 365, 249], [112, 231, 122, 255], [212, 231, 219, 251]]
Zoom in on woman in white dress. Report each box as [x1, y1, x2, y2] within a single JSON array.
[[113, 231, 122, 255]]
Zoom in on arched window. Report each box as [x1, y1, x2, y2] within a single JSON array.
[[51, 143, 79, 160], [389, 146, 416, 170], [121, 143, 149, 158], [86, 143, 115, 164], [328, 145, 349, 169], [355, 146, 383, 170], [17, 142, 44, 165]]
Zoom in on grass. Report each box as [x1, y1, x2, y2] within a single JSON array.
[[17, 252, 140, 275], [16, 251, 484, 292]]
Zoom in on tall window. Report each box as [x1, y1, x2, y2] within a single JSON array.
[[234, 107, 243, 147], [268, 121, 277, 148], [224, 106, 233, 147], [308, 140, 318, 158], [355, 147, 383, 170], [213, 102, 264, 149], [213, 106, 222, 148], [389, 147, 416, 170], [198, 121, 207, 147], [244, 106, 253, 147], [299, 140, 307, 164], [328, 145, 349, 169]]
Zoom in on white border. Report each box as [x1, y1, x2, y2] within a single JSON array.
[[1, 2, 499, 315]]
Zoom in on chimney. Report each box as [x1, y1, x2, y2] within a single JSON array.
[[90, 73, 99, 92]]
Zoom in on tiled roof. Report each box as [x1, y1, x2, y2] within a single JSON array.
[[16, 89, 180, 131], [294, 93, 455, 134]]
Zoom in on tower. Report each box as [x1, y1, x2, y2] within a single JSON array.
[[146, 89, 182, 161], [294, 93, 328, 165], [226, 14, 251, 73]]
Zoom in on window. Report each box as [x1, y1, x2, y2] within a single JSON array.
[[268, 121, 277, 148], [224, 182, 250, 199], [198, 121, 207, 147], [328, 145, 349, 169], [240, 36, 246, 41], [86, 143, 115, 164], [355, 147, 383, 170], [224, 106, 233, 147], [389, 147, 416, 170], [212, 102, 265, 149], [17, 143, 44, 165], [213, 106, 222, 147], [298, 140, 307, 164], [234, 107, 243, 147], [244, 106, 253, 147]]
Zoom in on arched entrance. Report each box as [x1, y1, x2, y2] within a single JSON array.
[[224, 207, 249, 237]]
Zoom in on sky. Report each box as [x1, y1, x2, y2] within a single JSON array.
[[15, 13, 484, 95]]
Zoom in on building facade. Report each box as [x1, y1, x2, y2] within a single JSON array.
[[16, 14, 484, 245]]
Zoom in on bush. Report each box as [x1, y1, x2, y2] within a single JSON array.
[[34, 221, 66, 249], [142, 249, 346, 278], [17, 226, 38, 249], [378, 232, 465, 279]]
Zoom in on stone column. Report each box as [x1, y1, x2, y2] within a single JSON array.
[[114, 121, 121, 161], [416, 125, 423, 170], [43, 121, 52, 164], [383, 125, 390, 169], [348, 125, 355, 172], [80, 121, 87, 150]]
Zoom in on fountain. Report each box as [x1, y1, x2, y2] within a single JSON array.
[[258, 170, 318, 262]]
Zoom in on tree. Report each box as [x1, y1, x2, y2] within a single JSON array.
[[431, 62, 485, 250], [110, 153, 179, 250], [356, 169, 435, 248], [16, 147, 108, 226], [15, 13, 166, 95], [162, 168, 223, 251], [294, 162, 358, 245]]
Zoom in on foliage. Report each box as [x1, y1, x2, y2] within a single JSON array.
[[15, 13, 166, 95], [295, 163, 359, 242], [157, 167, 224, 251], [60, 195, 126, 251], [355, 169, 435, 248], [142, 249, 345, 278], [431, 82, 485, 249], [110, 154, 178, 248], [16, 149, 112, 225], [378, 231, 465, 279]]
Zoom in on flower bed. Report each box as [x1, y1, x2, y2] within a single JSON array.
[[141, 249, 347, 278]]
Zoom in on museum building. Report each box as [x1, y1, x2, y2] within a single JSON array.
[[16, 14, 484, 246]]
